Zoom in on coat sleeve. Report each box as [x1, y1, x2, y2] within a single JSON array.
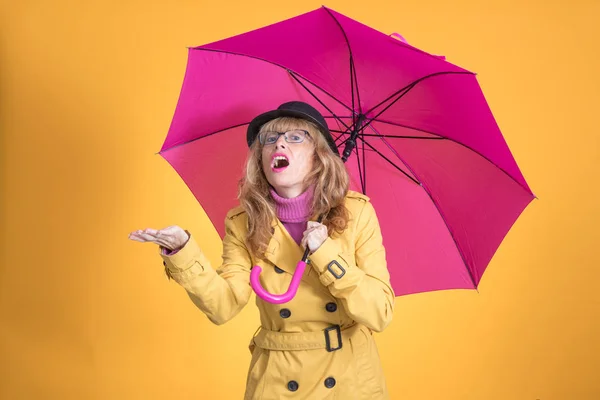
[[308, 200, 395, 332], [160, 215, 253, 326]]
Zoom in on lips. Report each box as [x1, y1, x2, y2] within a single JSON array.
[[271, 153, 290, 172]]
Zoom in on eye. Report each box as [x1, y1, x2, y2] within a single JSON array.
[[289, 130, 304, 141]]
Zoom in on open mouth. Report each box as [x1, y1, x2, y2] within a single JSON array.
[[271, 155, 290, 172]]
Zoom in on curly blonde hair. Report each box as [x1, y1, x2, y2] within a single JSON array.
[[238, 116, 350, 260]]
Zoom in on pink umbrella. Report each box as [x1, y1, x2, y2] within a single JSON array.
[[159, 6, 536, 301]]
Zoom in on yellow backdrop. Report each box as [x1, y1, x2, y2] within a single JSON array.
[[1, 0, 599, 398]]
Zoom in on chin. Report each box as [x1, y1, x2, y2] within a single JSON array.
[[271, 180, 292, 189], [270, 179, 298, 190]]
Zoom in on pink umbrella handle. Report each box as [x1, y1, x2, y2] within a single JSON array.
[[250, 260, 308, 304], [389, 32, 447, 61]]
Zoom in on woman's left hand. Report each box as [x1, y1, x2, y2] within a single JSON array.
[[301, 221, 328, 253]]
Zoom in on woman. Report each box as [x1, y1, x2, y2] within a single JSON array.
[[129, 101, 395, 399]]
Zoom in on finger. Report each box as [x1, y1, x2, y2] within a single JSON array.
[[135, 232, 157, 242], [129, 231, 152, 241], [145, 228, 176, 241], [308, 222, 324, 230], [145, 229, 175, 245], [128, 234, 147, 242], [129, 231, 174, 249], [303, 226, 318, 236], [143, 228, 161, 237], [302, 231, 314, 242], [136, 232, 171, 247]]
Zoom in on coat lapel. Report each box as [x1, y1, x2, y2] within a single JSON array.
[[263, 218, 327, 292], [264, 218, 303, 273]]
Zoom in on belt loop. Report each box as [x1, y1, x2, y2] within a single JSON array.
[[324, 324, 342, 352], [250, 326, 261, 345], [252, 326, 261, 340], [248, 326, 262, 354]]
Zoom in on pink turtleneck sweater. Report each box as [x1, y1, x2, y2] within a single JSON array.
[[269, 185, 314, 245], [163, 186, 313, 255]]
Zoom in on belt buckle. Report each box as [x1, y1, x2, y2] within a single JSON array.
[[324, 324, 342, 352]]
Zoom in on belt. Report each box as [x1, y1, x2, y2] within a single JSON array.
[[250, 323, 362, 352]]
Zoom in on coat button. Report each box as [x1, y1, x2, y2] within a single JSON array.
[[325, 302, 337, 312], [274, 266, 284, 274], [324, 377, 336, 388], [280, 308, 291, 318], [287, 380, 299, 391]]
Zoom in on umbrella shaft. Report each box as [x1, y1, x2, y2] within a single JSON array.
[[342, 114, 367, 162]]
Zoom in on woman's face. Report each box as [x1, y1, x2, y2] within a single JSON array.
[[260, 125, 315, 198]]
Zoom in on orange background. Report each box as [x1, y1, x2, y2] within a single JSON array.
[[1, 0, 599, 399]]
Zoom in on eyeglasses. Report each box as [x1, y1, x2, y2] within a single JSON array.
[[258, 129, 310, 145]]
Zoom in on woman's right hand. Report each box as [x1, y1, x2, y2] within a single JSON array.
[[128, 225, 190, 252]]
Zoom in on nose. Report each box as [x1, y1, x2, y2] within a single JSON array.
[[274, 134, 287, 149]]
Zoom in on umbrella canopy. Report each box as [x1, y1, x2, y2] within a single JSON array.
[[159, 6, 535, 296]]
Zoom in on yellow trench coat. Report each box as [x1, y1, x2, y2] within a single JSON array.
[[161, 190, 395, 399]]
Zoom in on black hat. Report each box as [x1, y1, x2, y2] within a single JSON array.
[[246, 101, 339, 156]]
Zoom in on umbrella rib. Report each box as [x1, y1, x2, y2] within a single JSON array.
[[361, 128, 367, 193], [335, 133, 351, 147], [160, 47, 356, 154], [157, 122, 250, 154], [288, 71, 352, 132], [350, 49, 355, 119], [361, 125, 479, 288], [352, 133, 367, 193], [338, 137, 350, 147], [355, 135, 420, 185], [365, 71, 474, 119], [351, 53, 363, 115], [361, 134, 444, 140], [334, 131, 351, 144], [323, 7, 363, 116], [191, 47, 353, 112], [364, 81, 418, 125], [353, 138, 364, 192], [367, 119, 535, 196]]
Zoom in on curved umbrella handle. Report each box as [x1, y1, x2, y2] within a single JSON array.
[[250, 259, 308, 304], [250, 216, 324, 304]]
